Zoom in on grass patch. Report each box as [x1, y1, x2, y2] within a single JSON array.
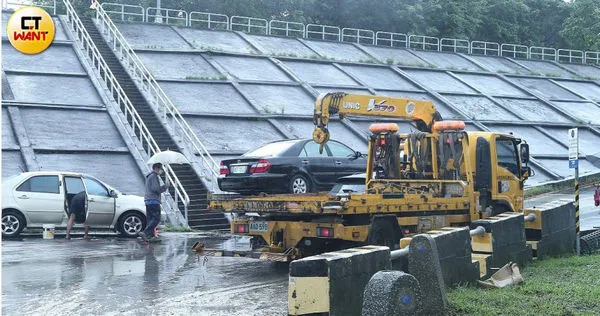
[[162, 224, 193, 232], [525, 172, 600, 198], [448, 254, 600, 315]]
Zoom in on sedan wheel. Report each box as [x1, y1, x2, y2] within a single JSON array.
[[291, 175, 310, 194], [118, 213, 145, 237], [2, 211, 24, 238]]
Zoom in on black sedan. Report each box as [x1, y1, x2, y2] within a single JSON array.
[[218, 139, 366, 194]]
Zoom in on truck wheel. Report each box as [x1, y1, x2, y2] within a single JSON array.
[[2, 210, 25, 238], [367, 220, 398, 250], [290, 174, 310, 194]]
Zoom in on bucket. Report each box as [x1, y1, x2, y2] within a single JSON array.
[[42, 224, 55, 240]]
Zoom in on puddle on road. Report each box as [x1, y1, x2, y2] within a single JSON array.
[[2, 233, 288, 315]]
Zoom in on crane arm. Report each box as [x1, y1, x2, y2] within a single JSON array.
[[312, 92, 442, 146]]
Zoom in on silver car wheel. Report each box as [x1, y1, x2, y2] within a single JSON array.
[[2, 215, 20, 235], [293, 178, 308, 194], [123, 215, 143, 235]]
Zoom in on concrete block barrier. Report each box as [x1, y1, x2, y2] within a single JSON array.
[[408, 234, 448, 314], [470, 212, 532, 277], [524, 199, 575, 259], [362, 271, 423, 316], [288, 245, 390, 316], [398, 227, 479, 286]]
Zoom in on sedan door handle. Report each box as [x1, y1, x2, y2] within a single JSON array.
[[18, 195, 29, 199], [335, 161, 342, 165], [301, 160, 309, 165], [88, 198, 95, 202]]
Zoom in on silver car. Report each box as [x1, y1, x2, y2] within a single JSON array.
[[1, 171, 152, 238]]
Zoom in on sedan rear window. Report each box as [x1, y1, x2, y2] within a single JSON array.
[[244, 141, 297, 157], [16, 175, 59, 194]]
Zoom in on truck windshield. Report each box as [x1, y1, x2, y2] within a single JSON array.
[[496, 138, 519, 176]]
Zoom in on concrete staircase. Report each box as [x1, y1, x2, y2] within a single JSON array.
[[81, 17, 228, 230]]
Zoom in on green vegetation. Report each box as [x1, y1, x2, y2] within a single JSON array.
[[524, 172, 600, 198], [448, 254, 600, 315], [162, 224, 194, 232], [185, 74, 227, 80], [385, 58, 395, 65], [69, 0, 599, 52]]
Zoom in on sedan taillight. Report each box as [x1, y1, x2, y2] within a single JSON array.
[[219, 162, 229, 175], [249, 159, 271, 174]]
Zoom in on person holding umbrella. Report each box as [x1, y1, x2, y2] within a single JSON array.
[[139, 163, 170, 241]]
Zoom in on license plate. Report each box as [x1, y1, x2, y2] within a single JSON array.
[[230, 165, 247, 174], [249, 221, 268, 232]]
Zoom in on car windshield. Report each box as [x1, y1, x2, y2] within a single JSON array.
[[243, 141, 297, 157]]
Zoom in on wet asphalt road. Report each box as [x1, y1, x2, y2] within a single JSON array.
[[525, 186, 600, 231], [2, 233, 288, 316], [3, 190, 599, 315]]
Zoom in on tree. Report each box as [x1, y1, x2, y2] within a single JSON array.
[[561, 0, 600, 51]]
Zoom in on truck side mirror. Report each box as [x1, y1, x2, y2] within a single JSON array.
[[520, 143, 530, 165]]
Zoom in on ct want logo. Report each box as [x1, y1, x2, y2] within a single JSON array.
[[6, 6, 55, 54]]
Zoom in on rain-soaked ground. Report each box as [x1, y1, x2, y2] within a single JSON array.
[[525, 186, 600, 231], [2, 233, 288, 316], [3, 189, 600, 315]]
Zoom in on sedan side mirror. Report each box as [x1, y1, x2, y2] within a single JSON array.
[[109, 189, 118, 198]]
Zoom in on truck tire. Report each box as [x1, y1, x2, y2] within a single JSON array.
[[367, 220, 398, 250]]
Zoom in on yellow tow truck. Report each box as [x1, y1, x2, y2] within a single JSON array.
[[204, 92, 532, 261]]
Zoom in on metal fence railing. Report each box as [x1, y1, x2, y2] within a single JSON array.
[[230, 15, 268, 35], [94, 2, 600, 65], [529, 46, 557, 62], [501, 43, 528, 59], [306, 23, 341, 41], [342, 28, 375, 45], [93, 2, 221, 196], [101, 3, 144, 23], [189, 11, 229, 30], [557, 49, 584, 64], [146, 7, 187, 26], [5, 1, 600, 65], [408, 35, 439, 51], [375, 31, 407, 48], [440, 38, 470, 54], [471, 41, 500, 56], [269, 20, 304, 38], [63, 0, 189, 225]]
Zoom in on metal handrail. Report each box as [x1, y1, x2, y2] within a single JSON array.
[[189, 11, 229, 30], [93, 2, 221, 192], [342, 27, 375, 45], [408, 35, 439, 51], [375, 31, 407, 48], [269, 19, 305, 38], [471, 41, 500, 56], [100, 3, 144, 22], [93, 2, 600, 67], [230, 15, 268, 34], [529, 46, 557, 61], [557, 49, 584, 64], [146, 7, 187, 26], [63, 0, 190, 223], [440, 38, 469, 53], [500, 43, 528, 59]]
